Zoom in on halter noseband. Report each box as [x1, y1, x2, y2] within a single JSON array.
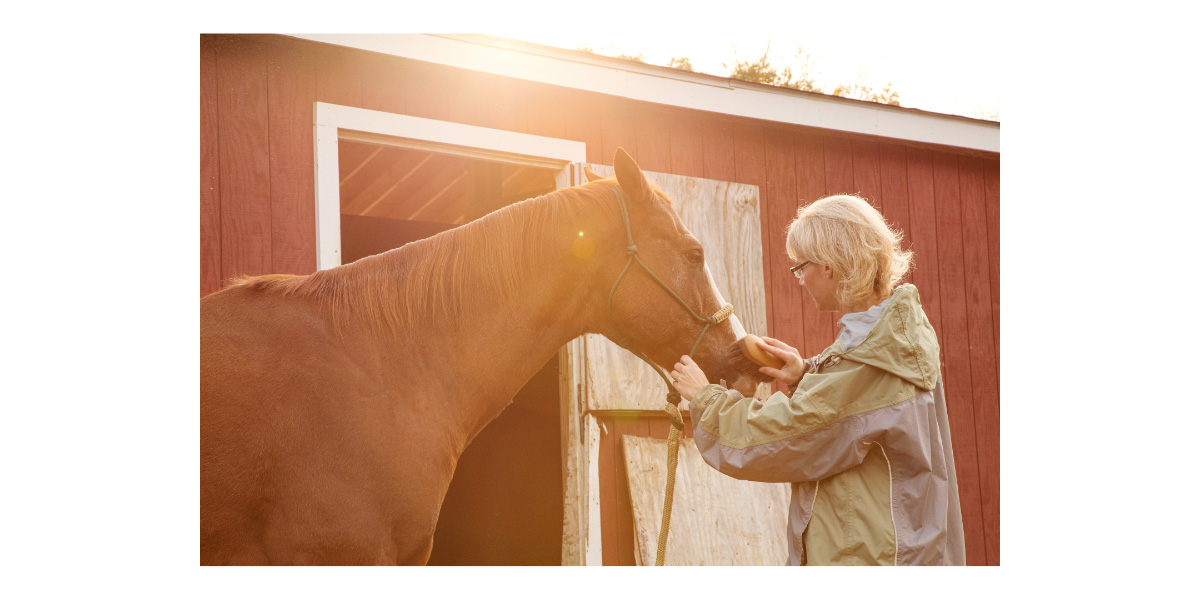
[[604, 186, 734, 424]]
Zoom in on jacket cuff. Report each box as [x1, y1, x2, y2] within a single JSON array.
[[692, 383, 727, 411]]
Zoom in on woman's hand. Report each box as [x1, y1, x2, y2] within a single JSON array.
[[755, 336, 809, 389], [669, 355, 709, 401]]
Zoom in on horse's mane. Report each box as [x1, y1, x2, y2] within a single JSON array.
[[229, 178, 672, 338]]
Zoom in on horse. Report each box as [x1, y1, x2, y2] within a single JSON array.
[[200, 148, 766, 565]]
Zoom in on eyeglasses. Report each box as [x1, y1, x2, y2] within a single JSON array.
[[790, 260, 813, 279]]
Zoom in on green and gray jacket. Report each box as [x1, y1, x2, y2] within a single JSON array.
[[689, 284, 966, 565]]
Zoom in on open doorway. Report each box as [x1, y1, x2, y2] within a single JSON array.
[[336, 140, 565, 565], [337, 141, 561, 259]]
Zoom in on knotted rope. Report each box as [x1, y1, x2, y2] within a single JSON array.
[[655, 402, 684, 565]]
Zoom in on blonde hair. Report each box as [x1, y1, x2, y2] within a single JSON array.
[[786, 194, 912, 309]]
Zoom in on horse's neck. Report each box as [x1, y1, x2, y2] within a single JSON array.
[[366, 199, 602, 448]]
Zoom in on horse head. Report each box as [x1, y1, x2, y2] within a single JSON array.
[[581, 148, 767, 398]]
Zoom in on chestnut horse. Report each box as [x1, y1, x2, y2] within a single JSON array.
[[201, 148, 764, 565]]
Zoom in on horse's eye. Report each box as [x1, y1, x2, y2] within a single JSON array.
[[686, 249, 704, 264]]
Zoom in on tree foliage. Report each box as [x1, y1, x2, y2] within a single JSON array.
[[667, 56, 695, 72], [723, 45, 819, 93], [580, 41, 907, 108], [831, 73, 901, 106], [971, 105, 1000, 122], [572, 44, 643, 62]]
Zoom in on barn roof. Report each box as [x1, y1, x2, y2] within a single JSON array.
[[289, 34, 999, 154]]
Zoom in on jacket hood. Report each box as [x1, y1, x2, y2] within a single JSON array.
[[831, 284, 941, 390]]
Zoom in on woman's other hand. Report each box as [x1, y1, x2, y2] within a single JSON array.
[[670, 355, 709, 401], [756, 336, 809, 389]]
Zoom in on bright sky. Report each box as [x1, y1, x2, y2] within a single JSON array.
[[491, 3, 1000, 120]]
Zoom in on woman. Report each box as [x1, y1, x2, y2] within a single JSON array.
[[670, 194, 966, 566]]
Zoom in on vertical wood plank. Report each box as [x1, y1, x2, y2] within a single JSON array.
[[905, 147, 943, 336], [359, 51, 408, 116], [614, 416, 648, 565], [558, 343, 586, 565], [734, 123, 768, 347], [486, 73, 528, 133], [959, 156, 1000, 565], [878, 144, 914, 278], [558, 89, 605, 164], [983, 158, 1000, 363], [526, 82, 569, 141], [931, 152, 986, 566], [200, 35, 222, 296], [701, 117, 736, 183], [764, 128, 800, 395], [822, 136, 855, 327], [443, 67, 490, 127], [216, 35, 272, 280], [399, 61, 447, 121], [733, 125, 767, 187], [601, 98, 638, 166], [586, 413, 603, 564], [823, 136, 856, 195], [267, 37, 317, 276], [315, 44, 362, 109], [851, 139, 883, 210], [794, 134, 833, 358], [645, 416, 670, 440], [634, 106, 672, 173], [598, 415, 619, 565], [667, 111, 704, 178]]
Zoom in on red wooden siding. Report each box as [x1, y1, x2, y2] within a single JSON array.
[[199, 36, 221, 296], [199, 34, 1000, 565], [267, 41, 317, 276], [215, 35, 272, 283]]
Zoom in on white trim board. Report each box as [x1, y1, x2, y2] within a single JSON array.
[[312, 102, 587, 270], [290, 34, 999, 154]]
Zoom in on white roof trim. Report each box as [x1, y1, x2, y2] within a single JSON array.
[[288, 34, 999, 153]]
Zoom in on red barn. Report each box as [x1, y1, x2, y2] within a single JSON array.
[[200, 33, 1000, 565]]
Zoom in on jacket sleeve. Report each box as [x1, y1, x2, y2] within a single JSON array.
[[688, 360, 914, 483]]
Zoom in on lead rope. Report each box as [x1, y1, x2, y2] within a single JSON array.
[[655, 402, 683, 565], [603, 186, 735, 566]]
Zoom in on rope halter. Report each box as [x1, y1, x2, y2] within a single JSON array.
[[604, 186, 735, 427]]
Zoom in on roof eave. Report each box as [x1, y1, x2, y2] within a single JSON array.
[[287, 33, 1000, 154]]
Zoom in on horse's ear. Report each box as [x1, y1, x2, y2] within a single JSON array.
[[613, 147, 651, 201], [583, 166, 604, 182]]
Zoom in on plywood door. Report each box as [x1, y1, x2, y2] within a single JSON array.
[[560, 164, 786, 565], [622, 436, 789, 565], [574, 164, 773, 413]]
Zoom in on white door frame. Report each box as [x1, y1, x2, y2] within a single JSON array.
[[312, 101, 587, 270], [312, 102, 596, 565]]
